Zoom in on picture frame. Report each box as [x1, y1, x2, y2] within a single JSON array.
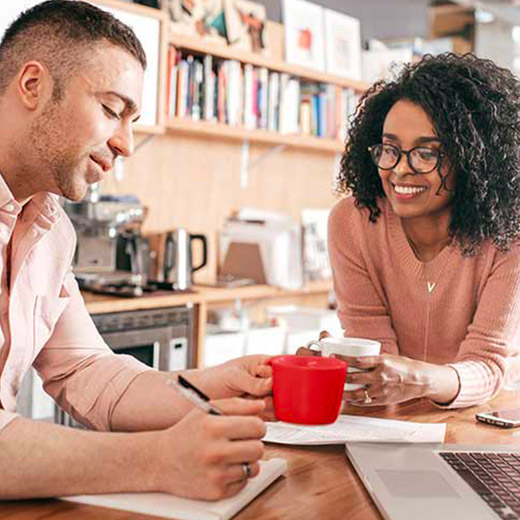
[[282, 0, 325, 71], [168, 0, 227, 43], [224, 0, 268, 54], [323, 8, 362, 81], [301, 209, 331, 281]]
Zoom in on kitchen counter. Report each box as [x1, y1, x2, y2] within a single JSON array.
[[83, 289, 202, 314], [83, 279, 333, 314]]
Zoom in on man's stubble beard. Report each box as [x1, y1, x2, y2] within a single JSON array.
[[29, 100, 87, 201]]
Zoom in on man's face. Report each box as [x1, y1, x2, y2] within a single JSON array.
[[29, 43, 143, 201]]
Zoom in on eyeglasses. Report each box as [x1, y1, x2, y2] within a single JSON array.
[[368, 143, 443, 174]]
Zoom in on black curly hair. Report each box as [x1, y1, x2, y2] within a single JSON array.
[[337, 53, 520, 255]]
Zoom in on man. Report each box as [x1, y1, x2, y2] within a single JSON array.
[[0, 0, 271, 501]]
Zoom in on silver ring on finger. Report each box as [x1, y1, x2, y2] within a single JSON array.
[[242, 462, 252, 479], [363, 389, 373, 405]]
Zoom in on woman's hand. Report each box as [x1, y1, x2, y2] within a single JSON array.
[[339, 353, 460, 406]]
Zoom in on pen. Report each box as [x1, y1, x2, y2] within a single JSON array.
[[167, 375, 223, 416]]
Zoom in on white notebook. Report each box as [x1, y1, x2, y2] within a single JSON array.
[[62, 458, 287, 520]]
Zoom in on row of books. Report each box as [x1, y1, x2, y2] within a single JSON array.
[[166, 46, 360, 141]]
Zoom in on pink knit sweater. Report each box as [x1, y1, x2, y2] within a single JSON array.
[[328, 196, 520, 408]]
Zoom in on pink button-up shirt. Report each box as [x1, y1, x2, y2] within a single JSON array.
[[0, 175, 150, 432]]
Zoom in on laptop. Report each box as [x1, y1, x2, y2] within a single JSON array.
[[346, 442, 520, 520]]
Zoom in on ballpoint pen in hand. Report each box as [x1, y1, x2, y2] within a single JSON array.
[[167, 374, 223, 416]]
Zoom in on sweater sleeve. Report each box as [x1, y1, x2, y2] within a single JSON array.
[[328, 199, 398, 355], [444, 244, 520, 408]]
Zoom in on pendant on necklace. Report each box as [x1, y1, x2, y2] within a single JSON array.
[[427, 282, 436, 293]]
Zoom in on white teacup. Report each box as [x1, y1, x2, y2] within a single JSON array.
[[306, 337, 381, 391]]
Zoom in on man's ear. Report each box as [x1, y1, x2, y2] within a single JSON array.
[[17, 61, 51, 110]]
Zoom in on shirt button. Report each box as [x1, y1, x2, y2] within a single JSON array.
[[4, 204, 14, 212]]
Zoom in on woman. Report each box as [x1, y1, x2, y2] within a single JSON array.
[[329, 53, 520, 408]]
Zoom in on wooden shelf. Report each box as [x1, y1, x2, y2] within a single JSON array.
[[166, 118, 344, 153], [169, 30, 370, 93]]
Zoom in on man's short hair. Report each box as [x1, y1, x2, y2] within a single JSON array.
[[0, 0, 147, 98]]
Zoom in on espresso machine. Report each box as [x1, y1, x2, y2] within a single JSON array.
[[64, 184, 148, 297]]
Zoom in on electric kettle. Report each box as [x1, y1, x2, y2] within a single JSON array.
[[163, 228, 208, 290]]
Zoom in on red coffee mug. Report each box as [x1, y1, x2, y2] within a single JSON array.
[[267, 355, 347, 425]]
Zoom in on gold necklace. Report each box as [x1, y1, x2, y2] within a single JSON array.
[[407, 237, 452, 293]]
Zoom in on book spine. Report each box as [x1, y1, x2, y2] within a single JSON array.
[[243, 63, 254, 130], [259, 67, 268, 130], [278, 73, 290, 134], [177, 59, 189, 118], [186, 55, 194, 118], [217, 61, 226, 124], [192, 60, 203, 121], [267, 72, 280, 132], [203, 54, 213, 122], [166, 45, 177, 118]]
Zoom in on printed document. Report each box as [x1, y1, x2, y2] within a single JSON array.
[[263, 415, 446, 445]]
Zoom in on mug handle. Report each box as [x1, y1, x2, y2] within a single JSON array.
[[305, 340, 323, 354]]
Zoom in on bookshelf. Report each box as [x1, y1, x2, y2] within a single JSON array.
[[90, 1, 370, 148], [167, 118, 344, 153], [166, 26, 370, 154], [168, 32, 369, 92]]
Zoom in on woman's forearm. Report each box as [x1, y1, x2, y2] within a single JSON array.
[[425, 364, 460, 404]]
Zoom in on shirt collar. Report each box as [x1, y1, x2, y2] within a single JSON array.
[[0, 172, 62, 227], [0, 173, 21, 217]]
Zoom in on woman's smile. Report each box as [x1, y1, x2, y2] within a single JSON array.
[[391, 182, 428, 200]]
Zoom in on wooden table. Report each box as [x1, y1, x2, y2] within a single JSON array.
[[3, 390, 520, 520]]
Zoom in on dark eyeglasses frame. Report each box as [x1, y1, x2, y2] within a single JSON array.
[[368, 143, 444, 175]]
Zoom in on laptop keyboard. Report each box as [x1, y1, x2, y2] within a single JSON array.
[[440, 451, 520, 520]]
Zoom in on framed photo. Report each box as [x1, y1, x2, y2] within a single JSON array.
[[324, 9, 362, 81], [224, 0, 268, 54], [282, 0, 325, 71], [168, 0, 227, 42], [301, 209, 331, 281]]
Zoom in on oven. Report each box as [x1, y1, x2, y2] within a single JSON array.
[[17, 305, 195, 426], [90, 304, 194, 371]]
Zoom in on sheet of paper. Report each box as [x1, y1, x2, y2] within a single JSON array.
[[263, 415, 446, 445]]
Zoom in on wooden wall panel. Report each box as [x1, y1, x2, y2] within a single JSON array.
[[101, 134, 341, 283]]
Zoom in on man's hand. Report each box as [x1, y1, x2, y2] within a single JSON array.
[[190, 355, 272, 399], [188, 355, 274, 420], [155, 397, 266, 500], [338, 353, 460, 406]]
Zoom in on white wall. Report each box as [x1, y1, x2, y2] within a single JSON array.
[[475, 19, 520, 77]]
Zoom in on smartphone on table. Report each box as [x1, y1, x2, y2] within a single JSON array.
[[476, 408, 520, 428]]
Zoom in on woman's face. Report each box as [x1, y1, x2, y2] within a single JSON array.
[[377, 99, 455, 221]]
